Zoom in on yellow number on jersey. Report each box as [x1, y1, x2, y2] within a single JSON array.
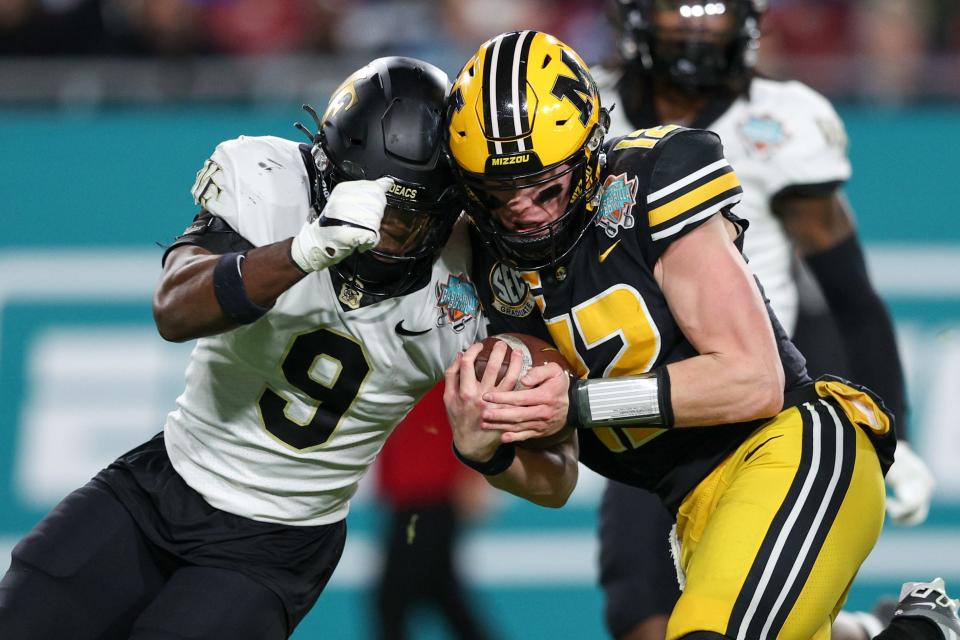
[[542, 284, 667, 452], [612, 124, 682, 151]]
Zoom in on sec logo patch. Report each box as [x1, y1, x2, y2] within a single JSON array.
[[489, 263, 535, 318]]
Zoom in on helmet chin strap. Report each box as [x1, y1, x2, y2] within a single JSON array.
[[294, 103, 334, 207]]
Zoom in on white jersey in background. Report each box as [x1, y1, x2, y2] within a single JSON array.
[[165, 136, 484, 526], [602, 76, 851, 334]]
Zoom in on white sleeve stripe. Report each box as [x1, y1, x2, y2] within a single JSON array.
[[647, 158, 730, 204], [649, 193, 742, 241]]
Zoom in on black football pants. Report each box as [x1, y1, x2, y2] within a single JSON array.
[[0, 481, 287, 640], [375, 502, 492, 640]]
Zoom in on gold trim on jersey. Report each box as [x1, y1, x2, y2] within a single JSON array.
[[648, 171, 741, 227], [612, 124, 681, 151]]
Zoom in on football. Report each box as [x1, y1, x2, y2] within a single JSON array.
[[474, 333, 576, 450], [474, 333, 571, 386], [474, 333, 573, 449]]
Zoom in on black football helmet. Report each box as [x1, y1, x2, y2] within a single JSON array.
[[296, 56, 463, 296], [612, 0, 766, 93]]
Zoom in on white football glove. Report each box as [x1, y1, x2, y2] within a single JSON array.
[[290, 176, 394, 273], [885, 441, 935, 526]]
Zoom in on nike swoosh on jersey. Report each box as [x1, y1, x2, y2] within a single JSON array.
[[744, 434, 784, 462], [599, 239, 622, 263], [395, 320, 433, 337]]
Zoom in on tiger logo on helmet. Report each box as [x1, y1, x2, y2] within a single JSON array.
[[447, 31, 610, 270]]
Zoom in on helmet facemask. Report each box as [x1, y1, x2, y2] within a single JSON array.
[[337, 185, 464, 296], [459, 126, 605, 271]]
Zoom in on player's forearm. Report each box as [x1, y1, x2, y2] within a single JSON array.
[[667, 352, 785, 426], [153, 240, 306, 342], [487, 438, 579, 508], [570, 353, 783, 430], [649, 214, 784, 426]]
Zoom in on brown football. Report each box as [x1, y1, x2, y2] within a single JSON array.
[[474, 333, 571, 386], [473, 333, 575, 450]]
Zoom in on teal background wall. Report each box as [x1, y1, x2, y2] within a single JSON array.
[[3, 105, 958, 249], [1, 105, 959, 638]]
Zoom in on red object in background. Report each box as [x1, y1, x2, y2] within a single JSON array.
[[202, 0, 306, 54], [376, 382, 471, 510], [763, 3, 855, 56]]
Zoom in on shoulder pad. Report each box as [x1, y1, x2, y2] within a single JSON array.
[[645, 129, 742, 241], [189, 136, 311, 242], [746, 79, 850, 190]]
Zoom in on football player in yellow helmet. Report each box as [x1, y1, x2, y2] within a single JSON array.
[[445, 31, 906, 640], [447, 30, 610, 270]]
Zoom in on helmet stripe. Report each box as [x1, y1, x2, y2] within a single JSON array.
[[492, 32, 520, 143], [488, 38, 503, 153], [484, 34, 506, 154], [510, 30, 533, 151], [482, 36, 497, 150]]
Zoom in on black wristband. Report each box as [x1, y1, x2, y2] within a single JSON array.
[[212, 252, 271, 325], [567, 373, 582, 429], [656, 366, 675, 428], [452, 441, 516, 476]]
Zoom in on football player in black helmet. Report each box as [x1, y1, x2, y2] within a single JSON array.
[[598, 4, 936, 640], [296, 57, 464, 297], [613, 0, 764, 96], [0, 57, 486, 640]]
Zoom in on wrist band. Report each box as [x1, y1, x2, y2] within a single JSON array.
[[212, 252, 271, 325], [568, 367, 673, 428], [287, 242, 310, 275], [657, 367, 674, 428], [567, 372, 582, 428], [452, 441, 516, 476]]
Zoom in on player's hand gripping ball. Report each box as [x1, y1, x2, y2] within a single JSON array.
[[474, 333, 571, 385], [474, 333, 575, 449]]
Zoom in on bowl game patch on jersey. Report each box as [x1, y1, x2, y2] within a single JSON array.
[[595, 173, 639, 238], [436, 273, 481, 332], [738, 114, 788, 155]]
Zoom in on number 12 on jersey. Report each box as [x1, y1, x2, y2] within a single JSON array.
[[541, 284, 667, 453]]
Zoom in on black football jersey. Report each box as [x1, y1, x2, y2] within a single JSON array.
[[473, 126, 811, 513]]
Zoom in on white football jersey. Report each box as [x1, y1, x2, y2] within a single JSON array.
[[166, 136, 484, 525], [602, 76, 851, 334]]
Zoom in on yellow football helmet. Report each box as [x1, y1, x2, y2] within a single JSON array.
[[447, 31, 609, 269]]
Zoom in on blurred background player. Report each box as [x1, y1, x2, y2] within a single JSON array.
[[597, 2, 936, 638], [372, 382, 496, 640], [0, 56, 483, 640]]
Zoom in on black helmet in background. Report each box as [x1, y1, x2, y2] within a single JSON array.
[[611, 0, 766, 94]]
